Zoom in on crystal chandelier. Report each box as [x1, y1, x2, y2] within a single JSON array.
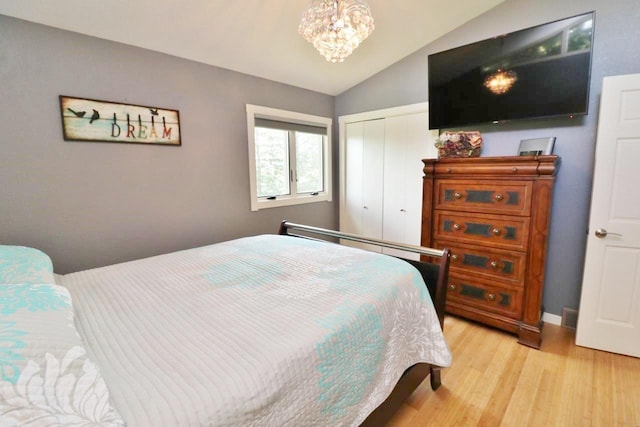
[[298, 0, 375, 63], [484, 69, 518, 95]]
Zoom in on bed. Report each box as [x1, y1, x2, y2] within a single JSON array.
[[0, 221, 451, 426]]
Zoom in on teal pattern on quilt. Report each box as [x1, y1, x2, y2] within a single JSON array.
[[202, 255, 287, 289], [334, 254, 418, 300], [412, 269, 430, 302], [0, 245, 54, 284], [0, 321, 27, 384], [358, 255, 431, 303], [312, 247, 433, 419], [315, 304, 384, 419], [0, 284, 70, 316], [200, 238, 298, 288]]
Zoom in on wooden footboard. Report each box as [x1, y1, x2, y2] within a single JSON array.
[[278, 221, 451, 425]]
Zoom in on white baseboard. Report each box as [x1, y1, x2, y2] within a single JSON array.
[[542, 312, 562, 326]]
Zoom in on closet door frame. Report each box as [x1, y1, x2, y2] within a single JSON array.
[[338, 102, 438, 235]]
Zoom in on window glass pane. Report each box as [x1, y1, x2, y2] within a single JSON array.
[[255, 127, 290, 197], [295, 132, 324, 194], [568, 19, 593, 52]]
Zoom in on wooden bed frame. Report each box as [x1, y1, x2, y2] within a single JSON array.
[[278, 221, 451, 426]]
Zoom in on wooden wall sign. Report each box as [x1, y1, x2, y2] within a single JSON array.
[[59, 96, 181, 146]]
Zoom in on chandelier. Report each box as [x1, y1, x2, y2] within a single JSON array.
[[298, 0, 375, 63], [483, 69, 518, 95]]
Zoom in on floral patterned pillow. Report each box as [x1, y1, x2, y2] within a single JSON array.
[[0, 247, 124, 425], [0, 245, 55, 285]]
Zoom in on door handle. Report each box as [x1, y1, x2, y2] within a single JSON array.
[[595, 228, 622, 238]]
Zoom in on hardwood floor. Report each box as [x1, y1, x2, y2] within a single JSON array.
[[386, 316, 640, 426]]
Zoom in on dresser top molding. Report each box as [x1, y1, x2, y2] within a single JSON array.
[[422, 155, 560, 178]]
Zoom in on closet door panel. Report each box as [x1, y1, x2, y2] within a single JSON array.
[[404, 112, 432, 245], [383, 113, 431, 259], [382, 115, 409, 256], [344, 121, 364, 238], [361, 119, 385, 251]]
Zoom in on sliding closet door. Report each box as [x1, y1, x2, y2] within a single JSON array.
[[340, 104, 437, 256], [344, 122, 364, 238], [382, 112, 431, 259], [361, 120, 385, 244], [344, 119, 384, 252]]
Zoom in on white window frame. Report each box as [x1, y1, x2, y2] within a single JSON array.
[[247, 104, 332, 211]]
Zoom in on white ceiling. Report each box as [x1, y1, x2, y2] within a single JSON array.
[[0, 0, 504, 96]]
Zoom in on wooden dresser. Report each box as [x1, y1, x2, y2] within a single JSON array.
[[421, 156, 559, 348]]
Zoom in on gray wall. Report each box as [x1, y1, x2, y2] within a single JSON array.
[[0, 15, 336, 274], [337, 0, 640, 316]]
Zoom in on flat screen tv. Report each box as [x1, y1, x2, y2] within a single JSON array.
[[428, 12, 595, 129]]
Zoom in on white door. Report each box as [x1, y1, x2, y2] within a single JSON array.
[[361, 119, 385, 246], [576, 73, 640, 358], [344, 122, 364, 238], [382, 112, 434, 259], [343, 120, 384, 252]]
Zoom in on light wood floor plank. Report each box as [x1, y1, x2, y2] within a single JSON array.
[[563, 344, 595, 427], [612, 352, 640, 426], [525, 368, 557, 427], [465, 336, 519, 426], [593, 351, 614, 426], [476, 342, 528, 426], [385, 316, 640, 427]]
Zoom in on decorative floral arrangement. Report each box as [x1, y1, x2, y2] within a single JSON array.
[[435, 131, 483, 158]]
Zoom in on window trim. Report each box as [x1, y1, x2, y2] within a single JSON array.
[[247, 104, 332, 211]]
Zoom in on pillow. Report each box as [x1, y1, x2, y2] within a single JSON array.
[[0, 245, 55, 285], [0, 247, 125, 425]]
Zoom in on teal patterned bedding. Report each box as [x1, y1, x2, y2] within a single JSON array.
[[0, 245, 124, 426], [57, 235, 451, 426], [0, 246, 55, 285]]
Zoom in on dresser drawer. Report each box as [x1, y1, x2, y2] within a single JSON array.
[[434, 240, 526, 285], [431, 158, 546, 177], [433, 211, 530, 251], [434, 180, 532, 216], [446, 273, 523, 319]]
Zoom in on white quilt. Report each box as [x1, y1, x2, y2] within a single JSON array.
[[60, 235, 451, 426]]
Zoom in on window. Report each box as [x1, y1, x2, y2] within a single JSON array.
[[246, 104, 332, 211]]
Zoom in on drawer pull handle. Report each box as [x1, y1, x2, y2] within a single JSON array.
[[492, 228, 501, 236], [488, 293, 496, 301], [454, 192, 463, 199], [494, 193, 504, 202], [451, 254, 459, 262], [490, 261, 499, 269], [512, 167, 518, 172], [447, 168, 452, 173], [453, 223, 461, 231], [449, 284, 456, 291]]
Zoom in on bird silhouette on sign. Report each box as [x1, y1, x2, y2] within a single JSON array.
[[67, 108, 86, 118], [89, 109, 100, 124], [149, 108, 159, 116]]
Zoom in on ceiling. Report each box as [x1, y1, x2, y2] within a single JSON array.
[[0, 0, 504, 96]]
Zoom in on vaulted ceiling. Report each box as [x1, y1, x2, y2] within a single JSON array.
[[0, 0, 504, 95]]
